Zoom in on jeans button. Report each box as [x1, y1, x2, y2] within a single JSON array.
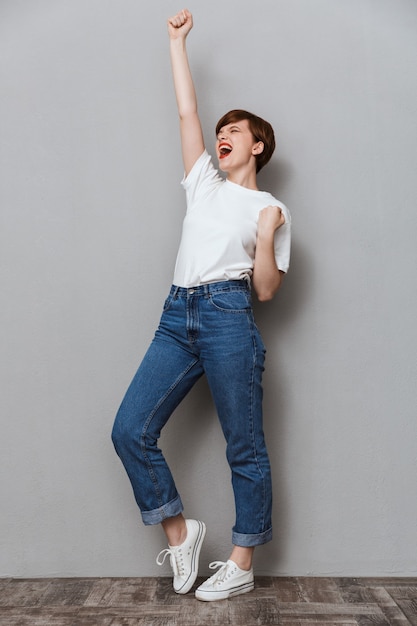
[[189, 289, 195, 294]]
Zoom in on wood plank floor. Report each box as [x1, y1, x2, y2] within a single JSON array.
[[0, 576, 416, 625]]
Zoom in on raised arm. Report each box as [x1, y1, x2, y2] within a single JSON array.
[[167, 9, 205, 176]]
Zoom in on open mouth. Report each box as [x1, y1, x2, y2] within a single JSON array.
[[218, 142, 232, 159]]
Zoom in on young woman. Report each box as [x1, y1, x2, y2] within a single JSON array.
[[112, 9, 291, 601]]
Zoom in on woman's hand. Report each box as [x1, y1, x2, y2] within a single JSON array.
[[167, 9, 193, 40], [257, 205, 285, 241]]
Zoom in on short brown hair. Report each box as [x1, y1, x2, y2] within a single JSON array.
[[215, 109, 276, 173]]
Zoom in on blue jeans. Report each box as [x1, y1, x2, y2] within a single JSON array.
[[111, 280, 272, 547]]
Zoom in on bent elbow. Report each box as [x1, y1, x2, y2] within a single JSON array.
[[252, 269, 284, 302], [255, 278, 284, 302], [257, 292, 274, 302], [255, 286, 277, 302]]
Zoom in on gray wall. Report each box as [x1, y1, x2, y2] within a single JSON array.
[[1, 0, 416, 577]]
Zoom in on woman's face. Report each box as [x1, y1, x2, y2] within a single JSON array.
[[216, 119, 263, 173]]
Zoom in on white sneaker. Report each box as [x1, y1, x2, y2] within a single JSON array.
[[195, 559, 254, 601], [156, 519, 206, 595]]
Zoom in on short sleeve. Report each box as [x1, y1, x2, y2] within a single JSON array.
[[273, 202, 291, 273], [181, 150, 224, 210]]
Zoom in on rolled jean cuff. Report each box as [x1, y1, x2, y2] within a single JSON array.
[[141, 495, 184, 526], [232, 527, 272, 547]]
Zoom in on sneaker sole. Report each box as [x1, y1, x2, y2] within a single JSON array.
[[195, 580, 254, 602], [175, 521, 206, 595]]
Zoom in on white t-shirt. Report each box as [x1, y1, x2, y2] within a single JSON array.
[[173, 150, 291, 288]]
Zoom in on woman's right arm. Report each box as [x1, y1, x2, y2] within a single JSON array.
[[167, 9, 205, 176]]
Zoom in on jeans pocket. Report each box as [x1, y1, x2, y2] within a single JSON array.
[[209, 290, 251, 313]]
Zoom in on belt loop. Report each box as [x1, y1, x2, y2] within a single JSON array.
[[172, 285, 179, 299]]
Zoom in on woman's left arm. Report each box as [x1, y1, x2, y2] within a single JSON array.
[[252, 205, 286, 302]]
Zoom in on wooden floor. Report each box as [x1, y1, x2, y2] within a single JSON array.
[[0, 576, 416, 625]]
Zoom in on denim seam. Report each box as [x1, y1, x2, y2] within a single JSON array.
[[248, 313, 266, 533], [139, 357, 199, 509]]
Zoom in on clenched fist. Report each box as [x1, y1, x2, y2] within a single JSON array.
[[257, 205, 285, 240], [167, 9, 193, 40]]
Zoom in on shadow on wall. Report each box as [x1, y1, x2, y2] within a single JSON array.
[[253, 155, 313, 568], [255, 154, 312, 335], [253, 235, 312, 569]]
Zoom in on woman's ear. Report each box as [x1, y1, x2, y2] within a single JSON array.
[[252, 141, 264, 155]]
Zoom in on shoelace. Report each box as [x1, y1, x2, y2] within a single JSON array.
[[205, 561, 235, 584], [156, 547, 184, 577]]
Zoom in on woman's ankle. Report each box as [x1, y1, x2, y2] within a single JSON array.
[[229, 545, 255, 571], [161, 514, 187, 546]]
